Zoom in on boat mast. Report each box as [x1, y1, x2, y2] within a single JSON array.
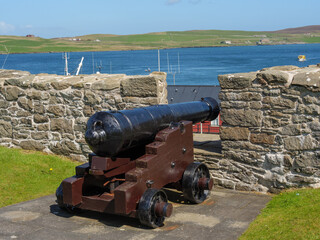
[[1, 45, 9, 69], [92, 52, 95, 74], [167, 53, 170, 73], [178, 52, 180, 73], [158, 49, 160, 72], [76, 57, 84, 75], [63, 52, 70, 76]]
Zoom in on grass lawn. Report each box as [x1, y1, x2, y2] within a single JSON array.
[[240, 188, 320, 240], [1, 145, 320, 240], [0, 146, 79, 208]]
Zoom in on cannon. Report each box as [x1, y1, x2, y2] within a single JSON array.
[[56, 97, 220, 228]]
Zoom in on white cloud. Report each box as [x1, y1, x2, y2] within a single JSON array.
[[25, 25, 33, 29], [166, 0, 181, 5], [0, 21, 15, 33]]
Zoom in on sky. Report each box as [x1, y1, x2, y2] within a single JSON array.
[[0, 0, 319, 38]]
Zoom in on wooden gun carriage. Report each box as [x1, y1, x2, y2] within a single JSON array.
[[56, 97, 220, 228]]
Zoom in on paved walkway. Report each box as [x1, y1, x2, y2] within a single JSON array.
[[0, 188, 271, 240]]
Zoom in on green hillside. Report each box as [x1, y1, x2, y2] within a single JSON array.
[[1, 29, 320, 54]]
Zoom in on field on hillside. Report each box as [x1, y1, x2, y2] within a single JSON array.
[[1, 29, 320, 54]]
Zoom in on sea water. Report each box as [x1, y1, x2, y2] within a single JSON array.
[[1, 44, 320, 85]]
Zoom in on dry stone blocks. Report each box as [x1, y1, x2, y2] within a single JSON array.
[[215, 64, 320, 192], [0, 70, 167, 161]]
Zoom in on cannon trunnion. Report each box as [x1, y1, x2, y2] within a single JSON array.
[[56, 98, 219, 228]]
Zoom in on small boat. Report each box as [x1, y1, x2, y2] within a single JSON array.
[[298, 55, 306, 62]]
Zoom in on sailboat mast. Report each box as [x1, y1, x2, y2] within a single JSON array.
[[158, 49, 160, 72], [76, 57, 84, 75], [178, 52, 180, 73], [63, 52, 69, 76], [167, 53, 170, 73]]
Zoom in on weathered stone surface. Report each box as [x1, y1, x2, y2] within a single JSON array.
[[261, 65, 299, 71], [292, 72, 320, 88], [32, 82, 51, 91], [19, 140, 45, 151], [17, 97, 33, 111], [47, 105, 65, 117], [0, 100, 9, 108], [37, 124, 49, 131], [303, 95, 319, 104], [220, 101, 248, 109], [221, 92, 262, 101], [17, 110, 31, 117], [293, 153, 320, 174], [121, 76, 159, 97], [284, 135, 317, 150], [292, 115, 314, 123], [262, 96, 295, 109], [84, 90, 102, 105], [263, 88, 281, 96], [140, 97, 159, 105], [91, 78, 120, 91], [286, 175, 319, 184], [250, 133, 275, 144], [217, 65, 320, 192], [257, 70, 290, 85], [265, 153, 284, 166], [0, 70, 167, 163], [51, 81, 71, 90], [283, 155, 294, 167], [4, 75, 34, 88], [0, 120, 12, 138], [50, 119, 73, 134], [83, 105, 94, 116], [34, 114, 49, 123], [281, 124, 302, 135], [33, 103, 45, 114], [221, 109, 262, 127], [223, 141, 266, 152], [49, 140, 81, 155], [309, 122, 320, 131], [297, 104, 320, 115], [3, 86, 22, 101], [27, 90, 50, 100], [218, 72, 256, 89], [220, 127, 250, 140], [31, 132, 48, 140], [49, 96, 63, 104]]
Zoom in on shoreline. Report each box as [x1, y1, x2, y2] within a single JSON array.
[[0, 42, 317, 55]]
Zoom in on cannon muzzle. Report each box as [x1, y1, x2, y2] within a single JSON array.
[[85, 97, 220, 156]]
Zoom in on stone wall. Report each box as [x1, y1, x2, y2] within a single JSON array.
[[0, 70, 167, 161], [215, 64, 320, 192]]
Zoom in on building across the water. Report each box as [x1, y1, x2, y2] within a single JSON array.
[[167, 85, 221, 134]]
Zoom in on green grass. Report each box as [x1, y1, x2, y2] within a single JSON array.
[[1, 29, 320, 54], [240, 188, 320, 240], [0, 146, 79, 208]]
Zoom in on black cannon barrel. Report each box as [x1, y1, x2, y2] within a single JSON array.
[[85, 97, 220, 156]]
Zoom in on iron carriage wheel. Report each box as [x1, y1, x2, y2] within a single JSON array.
[[182, 162, 213, 203], [138, 188, 173, 228]]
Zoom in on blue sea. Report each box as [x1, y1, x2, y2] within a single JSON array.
[[1, 44, 320, 85]]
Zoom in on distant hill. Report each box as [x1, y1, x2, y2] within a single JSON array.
[[274, 25, 320, 34], [1, 27, 320, 54]]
